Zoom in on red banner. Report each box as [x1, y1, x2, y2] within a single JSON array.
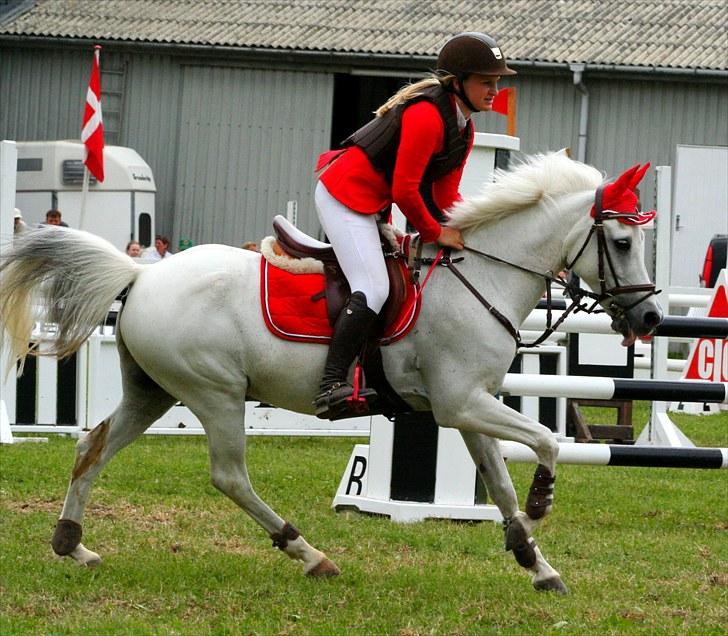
[[683, 270, 728, 382], [81, 46, 104, 181]]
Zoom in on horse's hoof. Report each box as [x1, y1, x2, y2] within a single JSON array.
[[533, 576, 569, 595], [70, 543, 102, 567], [504, 516, 528, 552], [306, 557, 341, 578]]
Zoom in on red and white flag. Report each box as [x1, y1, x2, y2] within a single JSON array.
[[81, 45, 104, 181]]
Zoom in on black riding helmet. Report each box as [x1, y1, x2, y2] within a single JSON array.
[[437, 32, 517, 112]]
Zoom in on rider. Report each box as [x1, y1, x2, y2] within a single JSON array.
[[313, 32, 518, 418]]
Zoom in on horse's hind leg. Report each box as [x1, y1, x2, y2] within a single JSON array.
[[459, 431, 568, 594], [185, 391, 340, 577], [52, 338, 176, 566]]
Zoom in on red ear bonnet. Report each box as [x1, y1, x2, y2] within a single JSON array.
[[591, 162, 656, 225]]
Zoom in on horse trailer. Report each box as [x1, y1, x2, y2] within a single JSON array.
[[14, 140, 156, 251]]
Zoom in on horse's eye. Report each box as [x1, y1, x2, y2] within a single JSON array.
[[614, 238, 631, 252]]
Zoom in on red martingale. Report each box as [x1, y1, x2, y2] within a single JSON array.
[[590, 163, 656, 225], [260, 258, 421, 345]]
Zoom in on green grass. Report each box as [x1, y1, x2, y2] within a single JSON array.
[[1, 403, 727, 635]]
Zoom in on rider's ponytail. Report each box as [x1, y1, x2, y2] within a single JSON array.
[[375, 74, 456, 117]]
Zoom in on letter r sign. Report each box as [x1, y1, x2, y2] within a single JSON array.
[[345, 455, 367, 496]]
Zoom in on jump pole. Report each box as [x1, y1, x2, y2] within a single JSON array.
[[500, 374, 728, 403], [499, 441, 728, 469]]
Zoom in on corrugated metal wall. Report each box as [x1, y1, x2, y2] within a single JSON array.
[[172, 65, 333, 247], [1, 47, 333, 248], [0, 48, 89, 139], [472, 73, 582, 154], [1, 44, 725, 246], [475, 71, 728, 212]]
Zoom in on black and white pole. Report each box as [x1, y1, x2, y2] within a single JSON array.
[[500, 441, 728, 469], [500, 374, 728, 403]]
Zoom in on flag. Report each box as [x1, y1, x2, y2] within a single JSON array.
[[81, 45, 104, 181], [491, 87, 517, 137], [492, 87, 511, 115]]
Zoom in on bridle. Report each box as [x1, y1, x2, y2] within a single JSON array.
[[417, 184, 659, 349], [564, 184, 658, 309]]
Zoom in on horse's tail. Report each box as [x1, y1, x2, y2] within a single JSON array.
[[0, 226, 143, 370]]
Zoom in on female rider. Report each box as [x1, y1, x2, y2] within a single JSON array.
[[313, 32, 518, 418]]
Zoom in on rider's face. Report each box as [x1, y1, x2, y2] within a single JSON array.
[[458, 74, 500, 115]]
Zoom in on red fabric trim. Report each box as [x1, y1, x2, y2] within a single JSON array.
[[261, 259, 420, 345]]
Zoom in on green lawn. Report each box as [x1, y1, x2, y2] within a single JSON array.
[[1, 404, 726, 635]]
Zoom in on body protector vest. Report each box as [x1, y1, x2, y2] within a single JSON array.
[[342, 85, 473, 224]]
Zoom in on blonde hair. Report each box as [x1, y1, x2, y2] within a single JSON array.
[[375, 74, 456, 117]]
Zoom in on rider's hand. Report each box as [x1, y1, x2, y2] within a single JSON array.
[[436, 226, 465, 250]]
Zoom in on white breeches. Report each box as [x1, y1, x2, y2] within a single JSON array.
[[315, 181, 389, 313]]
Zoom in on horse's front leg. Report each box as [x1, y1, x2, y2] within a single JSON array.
[[459, 431, 568, 594], [437, 387, 558, 518]]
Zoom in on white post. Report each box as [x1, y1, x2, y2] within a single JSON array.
[[78, 167, 90, 230], [637, 165, 693, 447], [286, 200, 298, 227], [0, 140, 18, 443]]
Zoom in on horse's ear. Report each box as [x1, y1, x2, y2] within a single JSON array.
[[628, 162, 650, 190], [611, 164, 641, 193]]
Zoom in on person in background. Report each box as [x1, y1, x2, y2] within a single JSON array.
[[145, 235, 173, 261], [43, 209, 69, 227], [13, 208, 26, 234], [242, 241, 259, 252], [125, 240, 142, 257], [311, 31, 517, 417]]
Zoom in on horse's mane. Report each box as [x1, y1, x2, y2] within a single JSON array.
[[449, 152, 604, 231]]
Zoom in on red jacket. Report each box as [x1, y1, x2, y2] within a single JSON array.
[[317, 99, 473, 243]]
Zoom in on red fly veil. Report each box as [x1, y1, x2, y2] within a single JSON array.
[[591, 163, 656, 225]]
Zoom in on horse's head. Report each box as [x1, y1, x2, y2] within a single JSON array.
[[564, 163, 663, 346]]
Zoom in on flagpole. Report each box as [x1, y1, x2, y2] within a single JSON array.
[[79, 166, 90, 230], [80, 44, 104, 230]]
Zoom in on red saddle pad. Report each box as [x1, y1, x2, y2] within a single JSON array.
[[260, 259, 421, 344]]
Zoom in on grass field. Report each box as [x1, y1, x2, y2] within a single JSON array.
[[1, 404, 726, 635]]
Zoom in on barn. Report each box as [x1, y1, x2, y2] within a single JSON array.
[[1, 0, 726, 250]]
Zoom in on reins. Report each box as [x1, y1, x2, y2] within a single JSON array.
[[416, 184, 659, 349]]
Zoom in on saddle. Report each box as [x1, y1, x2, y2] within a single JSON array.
[[260, 216, 420, 419], [263, 215, 420, 343]]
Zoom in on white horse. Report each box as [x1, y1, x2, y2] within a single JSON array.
[[0, 152, 662, 593]]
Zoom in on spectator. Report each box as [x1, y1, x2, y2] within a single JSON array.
[[144, 235, 173, 261], [126, 240, 142, 257], [43, 209, 68, 227], [14, 208, 26, 234], [242, 241, 259, 252]]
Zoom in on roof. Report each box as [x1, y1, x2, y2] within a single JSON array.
[[1, 0, 726, 71]]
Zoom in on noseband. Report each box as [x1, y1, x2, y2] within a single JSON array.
[[419, 184, 659, 349]]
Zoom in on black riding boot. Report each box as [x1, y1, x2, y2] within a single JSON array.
[[313, 291, 379, 419]]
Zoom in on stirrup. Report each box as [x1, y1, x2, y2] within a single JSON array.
[[313, 382, 378, 420]]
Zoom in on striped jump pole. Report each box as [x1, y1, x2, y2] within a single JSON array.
[[500, 374, 728, 403], [499, 441, 728, 469]]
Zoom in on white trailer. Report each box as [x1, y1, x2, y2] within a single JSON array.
[[14, 140, 156, 251]]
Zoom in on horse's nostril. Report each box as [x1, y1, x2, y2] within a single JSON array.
[[644, 311, 662, 328]]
